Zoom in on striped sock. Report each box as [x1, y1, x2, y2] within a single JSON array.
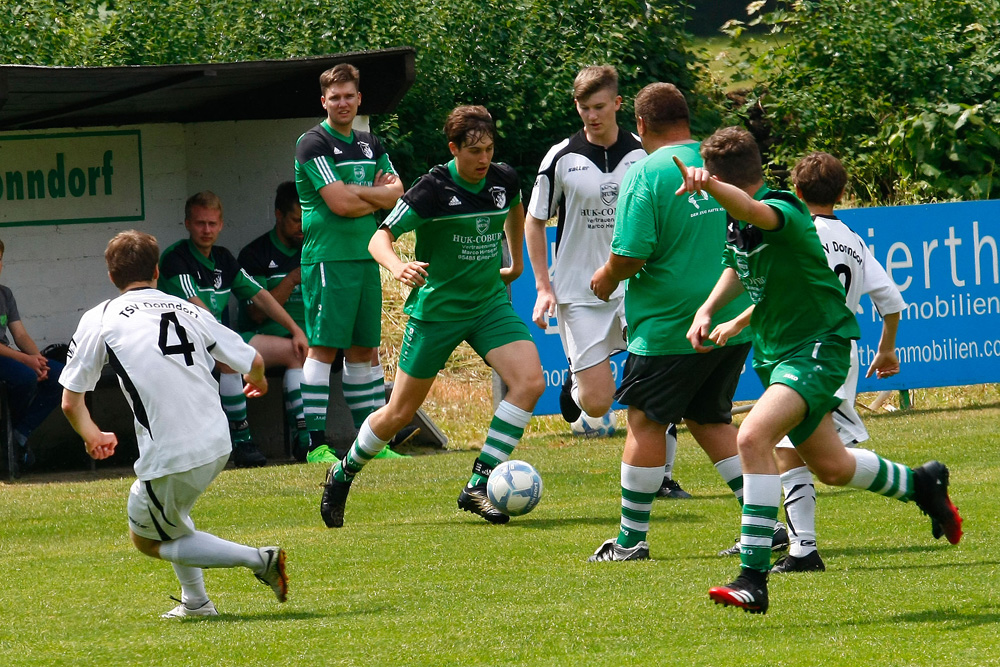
[[781, 466, 817, 557], [370, 363, 387, 411], [284, 368, 305, 430], [715, 454, 744, 506], [302, 358, 332, 436], [467, 400, 532, 487], [219, 372, 250, 443], [848, 448, 914, 500], [740, 473, 781, 573], [333, 417, 388, 482], [616, 463, 663, 548], [343, 361, 375, 430]]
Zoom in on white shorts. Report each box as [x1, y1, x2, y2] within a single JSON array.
[[776, 339, 869, 449], [556, 299, 627, 372], [127, 454, 229, 541]]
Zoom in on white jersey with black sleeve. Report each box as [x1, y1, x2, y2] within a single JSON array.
[[60, 287, 257, 481], [527, 129, 646, 304], [816, 213, 906, 444]]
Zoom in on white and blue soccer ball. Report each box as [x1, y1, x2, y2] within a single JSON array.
[[486, 460, 543, 516], [571, 409, 618, 438]]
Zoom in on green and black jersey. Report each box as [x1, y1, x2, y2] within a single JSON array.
[[295, 121, 397, 264], [381, 160, 522, 322], [159, 239, 262, 323], [237, 229, 304, 337], [722, 187, 860, 362]]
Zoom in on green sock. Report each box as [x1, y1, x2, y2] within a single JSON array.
[[848, 448, 914, 500], [740, 474, 781, 572], [333, 418, 387, 482], [616, 463, 662, 548], [468, 400, 531, 487]]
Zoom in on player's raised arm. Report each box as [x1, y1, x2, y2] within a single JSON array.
[[672, 155, 781, 231]]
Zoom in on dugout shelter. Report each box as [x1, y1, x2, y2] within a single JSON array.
[[0, 48, 418, 472]]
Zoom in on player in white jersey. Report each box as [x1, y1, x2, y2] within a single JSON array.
[[525, 66, 687, 497], [60, 231, 288, 618], [710, 152, 906, 573]]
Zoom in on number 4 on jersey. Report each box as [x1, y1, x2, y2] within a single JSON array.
[[158, 312, 196, 366]]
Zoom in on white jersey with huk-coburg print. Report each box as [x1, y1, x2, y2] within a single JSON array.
[[527, 129, 646, 304]]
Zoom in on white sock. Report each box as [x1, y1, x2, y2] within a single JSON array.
[[171, 563, 209, 607], [159, 531, 264, 572], [370, 363, 387, 410], [283, 368, 305, 420], [781, 466, 817, 557], [663, 424, 678, 479]]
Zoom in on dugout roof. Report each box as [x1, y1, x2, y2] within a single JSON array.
[[0, 47, 416, 131]]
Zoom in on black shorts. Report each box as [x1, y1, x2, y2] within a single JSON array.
[[614, 343, 752, 425]]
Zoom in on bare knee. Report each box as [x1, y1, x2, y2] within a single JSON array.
[[130, 531, 162, 559], [810, 461, 853, 487], [578, 389, 613, 418]]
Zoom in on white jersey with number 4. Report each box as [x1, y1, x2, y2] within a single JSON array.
[[815, 214, 906, 444], [61, 287, 257, 480]]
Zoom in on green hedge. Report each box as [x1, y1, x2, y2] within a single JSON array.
[[724, 0, 1000, 203]]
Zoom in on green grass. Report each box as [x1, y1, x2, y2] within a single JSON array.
[[2, 402, 998, 666]]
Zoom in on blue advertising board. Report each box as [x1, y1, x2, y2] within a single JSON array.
[[511, 200, 1000, 416]]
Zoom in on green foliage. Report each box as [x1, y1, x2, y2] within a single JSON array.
[[0, 0, 705, 190], [723, 0, 1000, 203]]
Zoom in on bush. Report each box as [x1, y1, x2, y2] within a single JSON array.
[[722, 0, 1000, 203], [0, 0, 708, 191]]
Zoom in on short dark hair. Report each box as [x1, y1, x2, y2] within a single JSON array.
[[274, 181, 299, 214], [320, 63, 360, 94], [634, 83, 689, 134], [574, 66, 618, 100], [106, 230, 160, 289], [701, 126, 763, 189], [791, 152, 847, 206], [185, 191, 223, 220], [444, 105, 496, 147]]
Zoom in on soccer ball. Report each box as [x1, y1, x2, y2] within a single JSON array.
[[571, 410, 618, 438], [486, 460, 543, 516]]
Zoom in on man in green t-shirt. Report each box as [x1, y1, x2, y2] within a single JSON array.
[[294, 63, 404, 464], [238, 181, 311, 460], [586, 83, 761, 564], [160, 191, 307, 467], [677, 126, 962, 615]]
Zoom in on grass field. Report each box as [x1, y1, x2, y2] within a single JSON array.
[[2, 398, 998, 666]]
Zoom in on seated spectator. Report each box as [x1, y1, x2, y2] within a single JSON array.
[[0, 238, 64, 471], [238, 182, 310, 460], [159, 191, 307, 468]]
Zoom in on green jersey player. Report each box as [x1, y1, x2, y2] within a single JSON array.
[[294, 63, 404, 463], [677, 127, 962, 615], [319, 105, 545, 528]]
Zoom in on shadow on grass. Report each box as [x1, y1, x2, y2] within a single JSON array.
[[889, 606, 1000, 628], [195, 607, 384, 623]]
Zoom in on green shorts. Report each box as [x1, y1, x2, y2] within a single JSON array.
[[398, 303, 533, 379], [239, 330, 256, 344], [754, 335, 852, 446], [301, 259, 382, 349]]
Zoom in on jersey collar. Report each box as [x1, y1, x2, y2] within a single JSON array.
[[321, 119, 353, 143], [447, 159, 487, 194], [185, 238, 217, 269], [269, 228, 297, 256]]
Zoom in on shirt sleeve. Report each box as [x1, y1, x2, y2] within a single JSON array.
[[610, 169, 656, 260], [232, 268, 263, 301], [526, 144, 563, 220], [60, 304, 109, 393], [861, 243, 906, 315], [203, 316, 257, 374], [380, 198, 429, 237], [4, 287, 20, 324]]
